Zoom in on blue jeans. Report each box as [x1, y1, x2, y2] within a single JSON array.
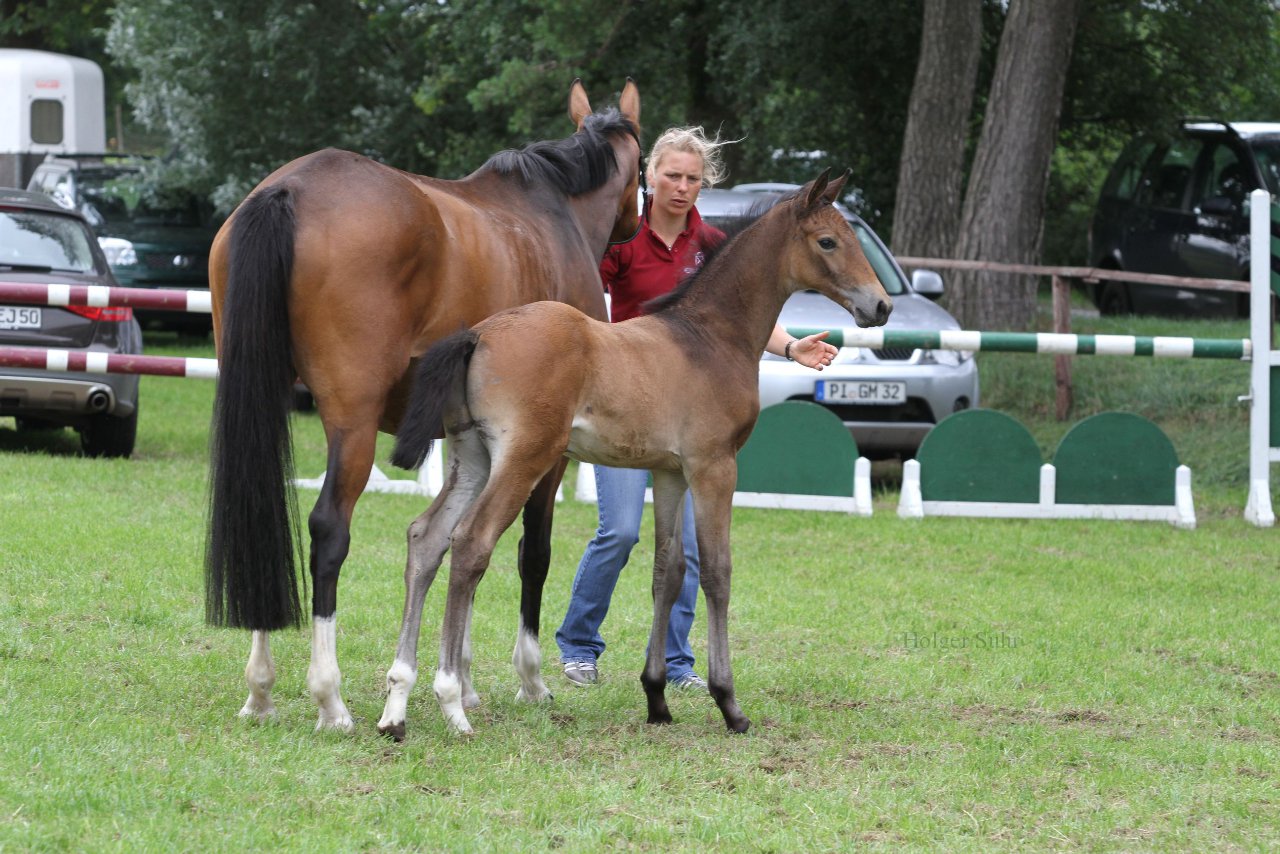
[[555, 465, 701, 682]]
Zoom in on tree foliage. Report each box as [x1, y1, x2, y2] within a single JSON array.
[[106, 0, 433, 208], [0, 0, 114, 58], [97, 0, 1280, 278]]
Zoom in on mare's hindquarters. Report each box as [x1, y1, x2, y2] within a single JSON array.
[[206, 185, 305, 631]]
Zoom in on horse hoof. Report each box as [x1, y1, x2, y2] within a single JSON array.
[[515, 686, 553, 704], [237, 701, 276, 723], [378, 721, 407, 742], [316, 712, 355, 734], [647, 712, 674, 726], [726, 716, 751, 734], [462, 692, 483, 710], [447, 721, 475, 737]]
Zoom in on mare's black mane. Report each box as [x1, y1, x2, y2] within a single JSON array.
[[483, 107, 638, 196]]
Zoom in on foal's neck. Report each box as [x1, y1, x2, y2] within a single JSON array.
[[661, 222, 792, 362]]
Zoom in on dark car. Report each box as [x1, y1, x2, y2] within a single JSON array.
[[1088, 120, 1280, 316], [27, 154, 219, 332], [0, 188, 143, 457]]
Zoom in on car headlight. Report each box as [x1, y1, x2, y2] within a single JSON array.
[[927, 348, 974, 367], [98, 237, 137, 267]]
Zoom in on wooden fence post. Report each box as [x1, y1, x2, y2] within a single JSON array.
[[1053, 275, 1073, 421]]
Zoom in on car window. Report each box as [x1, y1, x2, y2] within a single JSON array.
[[1138, 139, 1202, 210], [1101, 139, 1156, 201], [1190, 143, 1252, 209], [34, 170, 77, 210], [0, 210, 100, 273], [1248, 139, 1280, 195], [849, 222, 905, 296], [78, 169, 208, 228]]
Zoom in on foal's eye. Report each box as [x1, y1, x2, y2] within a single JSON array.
[[818, 237, 838, 251]]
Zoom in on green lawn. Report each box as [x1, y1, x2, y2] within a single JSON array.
[[1, 310, 1278, 851]]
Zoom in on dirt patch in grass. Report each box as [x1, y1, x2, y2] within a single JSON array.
[[954, 703, 1113, 728]]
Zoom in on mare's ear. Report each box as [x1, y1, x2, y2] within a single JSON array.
[[804, 168, 833, 210], [618, 78, 640, 130], [569, 79, 592, 129]]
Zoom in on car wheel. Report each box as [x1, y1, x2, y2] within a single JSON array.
[[1097, 282, 1132, 316], [15, 416, 63, 432], [80, 408, 138, 458]]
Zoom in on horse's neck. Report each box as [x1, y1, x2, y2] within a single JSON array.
[[668, 229, 792, 361], [566, 181, 626, 258]]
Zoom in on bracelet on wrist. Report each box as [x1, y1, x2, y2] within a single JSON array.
[[784, 339, 796, 361]]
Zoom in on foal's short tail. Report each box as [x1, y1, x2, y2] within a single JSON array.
[[205, 184, 305, 631], [392, 330, 478, 471]]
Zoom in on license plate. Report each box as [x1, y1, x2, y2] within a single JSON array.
[[815, 380, 906, 405], [0, 306, 41, 330]]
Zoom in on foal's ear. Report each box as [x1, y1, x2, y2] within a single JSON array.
[[569, 79, 592, 129], [804, 169, 833, 210], [824, 169, 851, 204], [804, 168, 850, 211]]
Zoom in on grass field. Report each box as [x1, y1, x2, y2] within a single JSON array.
[[2, 302, 1278, 851]]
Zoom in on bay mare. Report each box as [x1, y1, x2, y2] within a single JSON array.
[[389, 171, 892, 737], [205, 81, 642, 732]]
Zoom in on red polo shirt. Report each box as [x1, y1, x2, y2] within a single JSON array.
[[600, 205, 726, 323]]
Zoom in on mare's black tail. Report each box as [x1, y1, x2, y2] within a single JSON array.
[[205, 185, 305, 630], [391, 331, 479, 471]]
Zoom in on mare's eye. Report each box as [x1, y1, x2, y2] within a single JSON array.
[[818, 237, 837, 251]]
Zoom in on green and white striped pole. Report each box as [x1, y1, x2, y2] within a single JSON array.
[[784, 327, 1252, 360]]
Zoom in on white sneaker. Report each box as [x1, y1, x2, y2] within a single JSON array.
[[563, 660, 598, 686], [670, 672, 708, 692]]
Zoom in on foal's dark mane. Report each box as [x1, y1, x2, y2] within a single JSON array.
[[483, 107, 639, 196]]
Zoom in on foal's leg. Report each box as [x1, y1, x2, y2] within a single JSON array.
[[641, 470, 691, 725], [436, 457, 555, 734], [239, 630, 276, 721], [304, 427, 377, 732], [689, 459, 750, 734], [512, 458, 569, 704], [378, 434, 489, 741]]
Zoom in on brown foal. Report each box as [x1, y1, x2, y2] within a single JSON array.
[[391, 170, 891, 735]]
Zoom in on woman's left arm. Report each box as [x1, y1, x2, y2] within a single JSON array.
[[765, 324, 838, 371]]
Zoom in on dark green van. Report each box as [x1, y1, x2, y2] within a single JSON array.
[[27, 154, 220, 332]]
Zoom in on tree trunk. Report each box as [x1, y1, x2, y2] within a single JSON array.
[[948, 0, 1084, 331], [890, 0, 983, 260]]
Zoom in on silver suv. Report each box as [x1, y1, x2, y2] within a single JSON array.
[[0, 188, 143, 457]]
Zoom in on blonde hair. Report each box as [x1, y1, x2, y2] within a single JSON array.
[[646, 126, 730, 188]]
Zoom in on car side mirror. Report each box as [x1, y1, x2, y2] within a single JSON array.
[[911, 269, 945, 299], [1197, 195, 1239, 217]]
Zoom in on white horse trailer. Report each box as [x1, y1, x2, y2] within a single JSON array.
[[0, 49, 107, 188]]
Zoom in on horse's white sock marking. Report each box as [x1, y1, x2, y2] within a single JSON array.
[[378, 658, 417, 732], [238, 630, 277, 721], [307, 615, 354, 733], [512, 621, 551, 703], [434, 669, 473, 734]]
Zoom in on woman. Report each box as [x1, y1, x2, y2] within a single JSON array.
[[555, 126, 837, 689]]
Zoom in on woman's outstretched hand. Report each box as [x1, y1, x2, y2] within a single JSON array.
[[789, 330, 838, 371]]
